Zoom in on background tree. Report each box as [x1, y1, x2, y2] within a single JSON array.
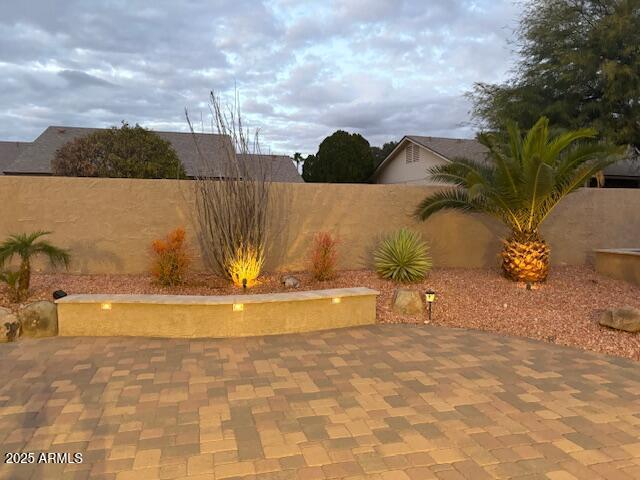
[[371, 140, 399, 169], [302, 130, 374, 183], [52, 122, 186, 178], [468, 0, 640, 155]]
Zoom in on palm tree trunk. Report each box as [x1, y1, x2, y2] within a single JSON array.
[[18, 258, 30, 300], [501, 233, 550, 283]]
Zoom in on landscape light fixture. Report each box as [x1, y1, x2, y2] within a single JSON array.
[[526, 281, 532, 291], [242, 278, 247, 291], [232, 303, 244, 312], [424, 289, 436, 324], [101, 303, 112, 311], [52, 290, 67, 300], [331, 297, 341, 304]]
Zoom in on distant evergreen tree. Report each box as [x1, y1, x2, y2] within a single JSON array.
[[302, 130, 374, 183]]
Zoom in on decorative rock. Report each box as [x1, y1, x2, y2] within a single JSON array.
[[391, 289, 424, 315], [281, 275, 301, 288], [0, 307, 19, 343], [18, 301, 58, 338], [598, 306, 640, 333]]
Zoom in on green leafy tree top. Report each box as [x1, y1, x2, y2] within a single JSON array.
[[302, 130, 375, 183], [52, 122, 187, 179], [371, 140, 399, 169], [469, 0, 640, 154]]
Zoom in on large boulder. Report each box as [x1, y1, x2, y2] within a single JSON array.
[[0, 307, 18, 343], [18, 301, 58, 338], [391, 289, 424, 315], [599, 306, 640, 333]]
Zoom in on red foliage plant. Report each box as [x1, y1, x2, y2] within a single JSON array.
[[151, 227, 191, 286], [309, 232, 339, 281]]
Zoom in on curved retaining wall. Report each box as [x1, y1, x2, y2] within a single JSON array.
[[55, 288, 380, 338]]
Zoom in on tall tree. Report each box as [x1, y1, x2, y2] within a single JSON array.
[[302, 130, 374, 183], [469, 0, 640, 154], [52, 122, 186, 179]]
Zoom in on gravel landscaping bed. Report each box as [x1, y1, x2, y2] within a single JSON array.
[[3, 266, 639, 360]]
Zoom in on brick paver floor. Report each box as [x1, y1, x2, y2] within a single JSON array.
[[1, 325, 640, 479]]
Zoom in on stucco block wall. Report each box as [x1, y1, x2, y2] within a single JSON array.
[[0, 176, 638, 274]]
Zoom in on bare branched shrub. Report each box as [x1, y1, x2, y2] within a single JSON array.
[[187, 91, 273, 284]]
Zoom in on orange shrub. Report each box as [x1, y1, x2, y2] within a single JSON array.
[[151, 227, 191, 286], [309, 232, 339, 281]]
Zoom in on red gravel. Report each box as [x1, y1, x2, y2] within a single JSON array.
[[3, 266, 639, 360]]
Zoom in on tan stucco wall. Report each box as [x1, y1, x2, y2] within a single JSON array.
[[375, 143, 448, 185], [0, 176, 638, 274], [594, 250, 640, 286], [56, 289, 378, 338]]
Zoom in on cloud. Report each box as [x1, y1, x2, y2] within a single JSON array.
[[0, 0, 522, 154]]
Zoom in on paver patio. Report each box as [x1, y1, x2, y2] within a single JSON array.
[[1, 325, 640, 480]]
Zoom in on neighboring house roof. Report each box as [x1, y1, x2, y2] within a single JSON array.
[[372, 135, 488, 179], [0, 141, 32, 175], [406, 136, 489, 164], [374, 134, 639, 179], [4, 126, 303, 182]]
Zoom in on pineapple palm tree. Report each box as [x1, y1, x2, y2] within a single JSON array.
[[415, 117, 624, 282], [0, 231, 70, 300]]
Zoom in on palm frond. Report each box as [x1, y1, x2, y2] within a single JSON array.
[[414, 188, 485, 221], [32, 242, 71, 269]]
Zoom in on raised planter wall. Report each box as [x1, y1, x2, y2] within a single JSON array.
[[55, 288, 379, 338], [594, 249, 640, 287]]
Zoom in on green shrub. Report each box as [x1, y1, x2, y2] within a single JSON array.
[[0, 231, 70, 301], [374, 228, 431, 283], [0, 270, 21, 302]]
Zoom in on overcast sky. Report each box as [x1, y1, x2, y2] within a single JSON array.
[[0, 0, 522, 155]]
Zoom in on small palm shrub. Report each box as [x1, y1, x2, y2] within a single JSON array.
[[151, 228, 191, 286], [226, 245, 263, 288], [0, 231, 70, 301], [374, 228, 432, 283], [309, 232, 339, 281]]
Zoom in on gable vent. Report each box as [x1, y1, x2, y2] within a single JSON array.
[[406, 143, 420, 163]]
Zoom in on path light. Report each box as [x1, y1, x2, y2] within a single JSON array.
[[101, 303, 112, 311], [331, 297, 341, 304], [232, 303, 244, 312], [424, 289, 436, 324]]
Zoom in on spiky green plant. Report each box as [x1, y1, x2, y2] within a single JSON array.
[[374, 228, 432, 283], [0, 231, 70, 301], [415, 117, 625, 282]]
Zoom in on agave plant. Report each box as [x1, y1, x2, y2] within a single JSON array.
[[415, 117, 624, 282], [374, 228, 432, 283], [0, 231, 70, 301]]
